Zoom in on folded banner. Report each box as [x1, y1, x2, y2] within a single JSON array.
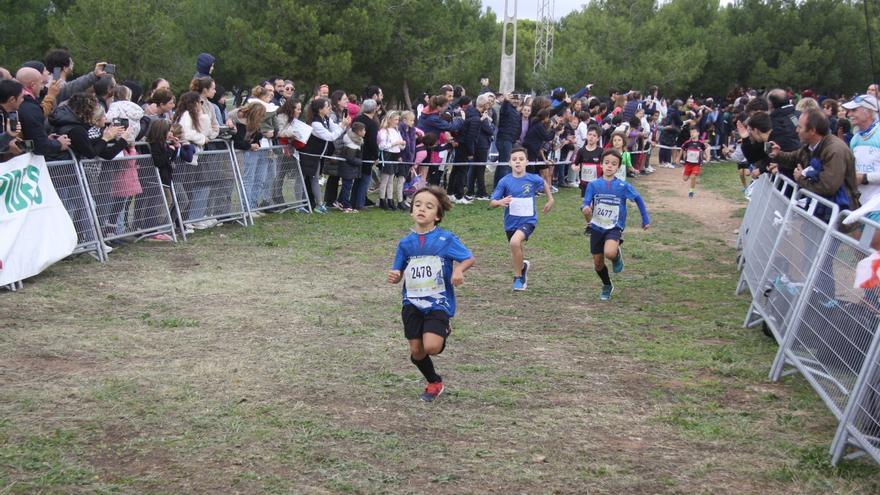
[[0, 153, 76, 285]]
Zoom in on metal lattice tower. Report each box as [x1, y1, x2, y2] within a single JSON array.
[[499, 0, 517, 94], [533, 0, 554, 73]]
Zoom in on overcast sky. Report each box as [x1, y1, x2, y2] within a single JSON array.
[[481, 0, 732, 20]]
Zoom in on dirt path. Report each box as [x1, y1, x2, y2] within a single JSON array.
[[640, 165, 743, 246]]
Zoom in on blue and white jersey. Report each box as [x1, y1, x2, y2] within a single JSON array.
[[392, 227, 473, 316], [491, 172, 546, 231], [852, 120, 880, 204], [582, 177, 650, 231]]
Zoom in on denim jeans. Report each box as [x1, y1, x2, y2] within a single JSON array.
[[494, 138, 513, 188], [352, 174, 372, 209], [242, 151, 267, 210], [339, 178, 355, 208]]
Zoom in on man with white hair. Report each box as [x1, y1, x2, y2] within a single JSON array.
[[845, 94, 880, 241], [15, 66, 69, 155]]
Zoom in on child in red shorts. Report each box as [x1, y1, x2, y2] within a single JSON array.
[[681, 127, 709, 198]]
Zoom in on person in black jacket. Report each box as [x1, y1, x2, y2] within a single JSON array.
[[767, 89, 800, 152], [353, 98, 380, 210], [449, 95, 479, 203], [15, 67, 70, 156], [495, 93, 521, 187], [467, 93, 496, 200], [48, 93, 126, 161]]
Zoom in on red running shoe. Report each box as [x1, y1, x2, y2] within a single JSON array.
[[419, 381, 444, 402]]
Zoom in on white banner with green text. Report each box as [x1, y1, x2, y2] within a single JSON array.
[[0, 152, 76, 286]]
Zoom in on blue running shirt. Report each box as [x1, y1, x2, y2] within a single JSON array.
[[582, 177, 650, 231], [491, 173, 546, 231], [392, 227, 473, 316]]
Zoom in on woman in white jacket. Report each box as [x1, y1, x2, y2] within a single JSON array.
[[173, 90, 217, 229]]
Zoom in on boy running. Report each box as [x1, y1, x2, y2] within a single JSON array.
[[582, 149, 650, 300], [388, 186, 475, 402], [491, 146, 555, 291], [681, 127, 710, 198]]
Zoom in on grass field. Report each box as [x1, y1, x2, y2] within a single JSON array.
[[2, 163, 878, 494]]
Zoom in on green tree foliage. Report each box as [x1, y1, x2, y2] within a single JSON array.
[[1, 0, 877, 102]]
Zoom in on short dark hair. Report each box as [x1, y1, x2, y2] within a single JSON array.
[[745, 97, 769, 114], [601, 148, 622, 165], [350, 121, 366, 133], [364, 85, 381, 100], [94, 75, 115, 98], [746, 111, 772, 133], [802, 108, 829, 136], [510, 146, 527, 158], [458, 95, 472, 107], [411, 185, 454, 224], [44, 49, 72, 72], [0, 79, 23, 103], [587, 124, 600, 135]]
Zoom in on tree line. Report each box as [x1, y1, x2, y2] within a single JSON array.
[[1, 0, 876, 104]]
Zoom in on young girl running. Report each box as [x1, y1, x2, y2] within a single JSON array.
[[388, 185, 475, 402], [608, 131, 635, 181], [378, 111, 408, 210], [582, 149, 650, 301]]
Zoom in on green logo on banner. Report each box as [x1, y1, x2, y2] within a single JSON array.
[[0, 164, 43, 214]]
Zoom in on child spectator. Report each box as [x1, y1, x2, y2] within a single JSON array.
[[339, 121, 366, 212], [581, 149, 650, 301], [387, 185, 475, 402], [490, 146, 555, 291], [378, 111, 408, 210]]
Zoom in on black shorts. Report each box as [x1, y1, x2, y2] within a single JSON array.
[[506, 223, 536, 242], [402, 305, 450, 341], [526, 165, 548, 174], [589, 226, 623, 255], [737, 161, 751, 170]]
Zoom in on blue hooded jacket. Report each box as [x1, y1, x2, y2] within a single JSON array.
[[195, 53, 215, 78]]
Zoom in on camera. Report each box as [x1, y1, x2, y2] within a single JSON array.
[[763, 141, 773, 154], [218, 126, 234, 140], [112, 118, 129, 128], [343, 108, 349, 118], [104, 63, 116, 75]]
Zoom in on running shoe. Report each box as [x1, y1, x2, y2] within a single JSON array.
[[475, 196, 490, 201], [688, 191, 694, 199], [455, 197, 473, 205], [600, 284, 614, 301], [550, 185, 559, 193], [420, 381, 445, 402], [513, 276, 526, 291], [612, 247, 624, 273], [315, 204, 328, 213], [521, 260, 530, 288]]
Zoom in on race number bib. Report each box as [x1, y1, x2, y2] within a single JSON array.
[[686, 149, 701, 163], [405, 256, 444, 298], [580, 165, 597, 182], [509, 197, 535, 217], [854, 146, 880, 171], [591, 202, 620, 229]]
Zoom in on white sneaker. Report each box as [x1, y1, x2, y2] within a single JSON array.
[[447, 194, 457, 202], [191, 219, 216, 230], [550, 186, 559, 193], [251, 211, 265, 218], [102, 243, 114, 253], [455, 198, 472, 205], [183, 227, 195, 235], [646, 166, 656, 173]]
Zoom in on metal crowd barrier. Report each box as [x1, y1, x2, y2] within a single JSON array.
[[233, 145, 309, 217], [739, 175, 799, 304], [46, 153, 106, 261], [735, 174, 772, 272], [173, 140, 251, 238], [80, 149, 177, 246], [736, 179, 880, 467]]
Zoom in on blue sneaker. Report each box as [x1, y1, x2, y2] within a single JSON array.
[[513, 276, 526, 291], [612, 247, 624, 273], [600, 284, 614, 301], [315, 204, 328, 214], [521, 260, 530, 288]]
